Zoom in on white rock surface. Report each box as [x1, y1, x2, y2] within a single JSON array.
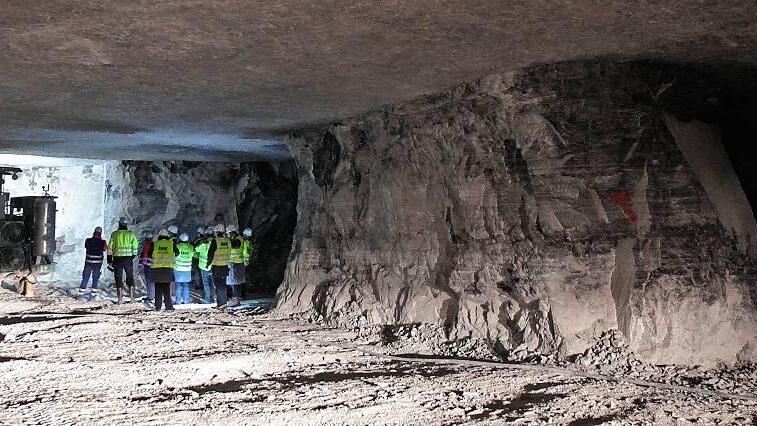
[[277, 61, 757, 367]]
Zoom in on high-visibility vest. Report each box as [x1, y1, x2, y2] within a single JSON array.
[[243, 238, 252, 266], [175, 242, 194, 272], [108, 230, 139, 257], [211, 237, 231, 266], [196, 241, 211, 272], [229, 236, 245, 264], [151, 240, 175, 269]]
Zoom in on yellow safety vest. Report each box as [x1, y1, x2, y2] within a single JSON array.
[[243, 238, 252, 266], [175, 242, 194, 272], [108, 230, 139, 257], [211, 237, 231, 266], [151, 240, 175, 269], [230, 236, 245, 264], [196, 241, 211, 272]]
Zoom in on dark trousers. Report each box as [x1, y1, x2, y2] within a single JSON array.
[[201, 270, 214, 303], [154, 282, 173, 311], [113, 257, 135, 289], [212, 265, 228, 306], [230, 285, 242, 299], [80, 262, 102, 289]]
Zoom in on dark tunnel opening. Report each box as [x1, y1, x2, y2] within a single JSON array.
[[649, 62, 757, 219]]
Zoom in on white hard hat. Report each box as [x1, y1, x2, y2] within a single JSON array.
[[118, 217, 128, 225], [158, 229, 170, 237], [214, 224, 225, 233], [205, 226, 215, 235], [242, 228, 252, 237], [196, 227, 205, 234], [167, 225, 179, 234], [179, 233, 189, 242], [226, 224, 238, 233]]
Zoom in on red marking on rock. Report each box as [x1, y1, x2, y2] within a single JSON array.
[[609, 191, 638, 223]]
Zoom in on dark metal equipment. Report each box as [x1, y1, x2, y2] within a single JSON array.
[[0, 167, 57, 276]]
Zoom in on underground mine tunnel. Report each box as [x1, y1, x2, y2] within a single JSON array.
[[1, 1, 757, 424]]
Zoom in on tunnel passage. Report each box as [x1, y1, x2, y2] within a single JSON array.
[[0, 157, 298, 297]]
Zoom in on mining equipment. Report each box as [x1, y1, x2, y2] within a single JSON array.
[[0, 167, 56, 295]]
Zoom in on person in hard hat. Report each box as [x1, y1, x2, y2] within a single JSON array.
[[206, 224, 231, 308], [225, 225, 245, 307], [108, 217, 139, 304], [167, 225, 179, 242], [242, 228, 254, 292], [79, 227, 108, 301], [174, 233, 195, 305], [165, 224, 180, 300], [191, 226, 205, 293], [138, 231, 155, 306], [150, 229, 179, 311], [195, 226, 215, 303]]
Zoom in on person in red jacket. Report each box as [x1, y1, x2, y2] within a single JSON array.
[[139, 231, 155, 305]]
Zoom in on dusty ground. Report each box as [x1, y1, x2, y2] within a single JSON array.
[[0, 289, 755, 425]]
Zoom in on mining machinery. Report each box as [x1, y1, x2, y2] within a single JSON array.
[[0, 167, 56, 295]]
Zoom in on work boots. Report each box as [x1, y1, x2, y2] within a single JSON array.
[[116, 287, 123, 304], [128, 287, 135, 303]]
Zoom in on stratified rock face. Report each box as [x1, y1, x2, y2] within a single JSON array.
[[277, 62, 757, 366], [105, 161, 242, 237], [105, 160, 297, 290]]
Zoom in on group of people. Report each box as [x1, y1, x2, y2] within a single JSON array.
[[79, 217, 254, 311]]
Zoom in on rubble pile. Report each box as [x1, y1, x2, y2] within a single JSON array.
[[354, 323, 501, 361], [573, 330, 757, 396]]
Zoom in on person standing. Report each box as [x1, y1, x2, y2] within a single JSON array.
[[108, 217, 139, 304], [139, 231, 155, 305], [191, 226, 205, 294], [206, 224, 231, 308], [150, 229, 179, 311], [226, 225, 245, 307], [174, 233, 194, 305], [195, 226, 214, 304], [242, 228, 253, 295], [79, 227, 108, 301], [166, 224, 180, 301]]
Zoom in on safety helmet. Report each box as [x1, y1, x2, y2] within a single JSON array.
[[145, 231, 154, 239], [226, 224, 238, 233], [158, 229, 170, 237], [179, 233, 189, 242], [242, 228, 252, 237], [118, 217, 128, 225], [214, 224, 225, 233], [205, 226, 215, 235], [167, 225, 179, 235], [196, 226, 205, 235]]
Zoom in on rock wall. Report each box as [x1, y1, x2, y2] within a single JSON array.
[[235, 162, 298, 291], [276, 62, 757, 366], [104, 160, 297, 291]]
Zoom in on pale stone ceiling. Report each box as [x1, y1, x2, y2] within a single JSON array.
[[1, 0, 756, 160]]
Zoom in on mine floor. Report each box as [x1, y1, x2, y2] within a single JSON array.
[[0, 289, 755, 425]]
